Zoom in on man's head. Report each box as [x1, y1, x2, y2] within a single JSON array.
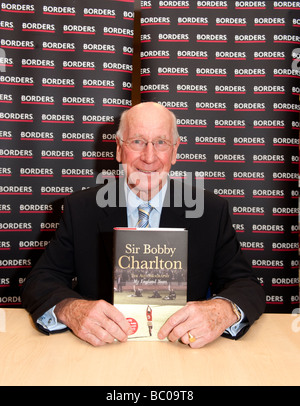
[[116, 102, 180, 200]]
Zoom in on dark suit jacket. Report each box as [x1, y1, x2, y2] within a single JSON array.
[[21, 179, 265, 338]]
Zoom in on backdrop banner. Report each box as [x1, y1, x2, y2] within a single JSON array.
[[0, 0, 299, 313], [0, 0, 134, 307], [140, 0, 299, 313]]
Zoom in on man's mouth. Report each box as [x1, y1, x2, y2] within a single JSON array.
[[137, 169, 157, 174]]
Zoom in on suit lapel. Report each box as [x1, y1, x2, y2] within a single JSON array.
[[96, 179, 127, 267], [160, 179, 188, 229], [102, 205, 127, 229], [160, 207, 187, 228], [96, 178, 127, 230]]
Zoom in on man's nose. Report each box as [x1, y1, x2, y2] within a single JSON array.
[[141, 142, 157, 162]]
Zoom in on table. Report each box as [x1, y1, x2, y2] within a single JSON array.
[[0, 309, 299, 386]]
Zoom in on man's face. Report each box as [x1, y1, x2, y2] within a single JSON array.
[[116, 103, 180, 200]]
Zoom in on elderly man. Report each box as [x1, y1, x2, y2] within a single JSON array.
[[22, 102, 265, 348]]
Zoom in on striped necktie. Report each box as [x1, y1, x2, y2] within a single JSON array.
[[137, 202, 153, 228]]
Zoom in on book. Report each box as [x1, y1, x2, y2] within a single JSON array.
[[113, 227, 188, 341]]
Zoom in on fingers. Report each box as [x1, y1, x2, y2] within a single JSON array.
[[180, 331, 208, 349], [77, 325, 112, 347], [63, 299, 132, 347], [80, 319, 124, 346], [158, 301, 227, 349], [101, 300, 132, 339], [158, 301, 200, 341], [158, 306, 191, 341], [159, 319, 211, 349], [88, 301, 132, 345]]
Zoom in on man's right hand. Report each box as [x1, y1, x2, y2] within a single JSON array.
[[54, 298, 132, 346]]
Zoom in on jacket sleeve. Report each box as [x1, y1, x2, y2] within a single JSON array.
[[210, 198, 266, 330], [21, 196, 82, 327]]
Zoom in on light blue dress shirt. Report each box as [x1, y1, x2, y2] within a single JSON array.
[[38, 180, 247, 337], [125, 181, 167, 228]]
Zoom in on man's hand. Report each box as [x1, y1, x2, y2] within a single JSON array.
[[158, 299, 238, 348], [55, 298, 132, 346]]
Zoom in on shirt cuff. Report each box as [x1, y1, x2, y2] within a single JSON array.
[[37, 306, 67, 332], [212, 296, 249, 338]]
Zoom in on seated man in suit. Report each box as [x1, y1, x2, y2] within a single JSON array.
[[21, 102, 265, 348]]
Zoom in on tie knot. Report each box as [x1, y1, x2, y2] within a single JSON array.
[[139, 202, 152, 214], [137, 202, 153, 228]]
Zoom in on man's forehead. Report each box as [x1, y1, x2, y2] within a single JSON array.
[[128, 103, 171, 119], [127, 110, 171, 129], [127, 123, 172, 139]]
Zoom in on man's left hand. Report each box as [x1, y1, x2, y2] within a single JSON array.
[[158, 299, 238, 348]]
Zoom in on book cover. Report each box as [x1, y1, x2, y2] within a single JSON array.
[[113, 228, 188, 341]]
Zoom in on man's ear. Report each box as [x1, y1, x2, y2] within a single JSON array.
[[116, 137, 122, 163], [171, 138, 180, 165]]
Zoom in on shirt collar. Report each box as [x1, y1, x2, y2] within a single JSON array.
[[125, 179, 168, 216]]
